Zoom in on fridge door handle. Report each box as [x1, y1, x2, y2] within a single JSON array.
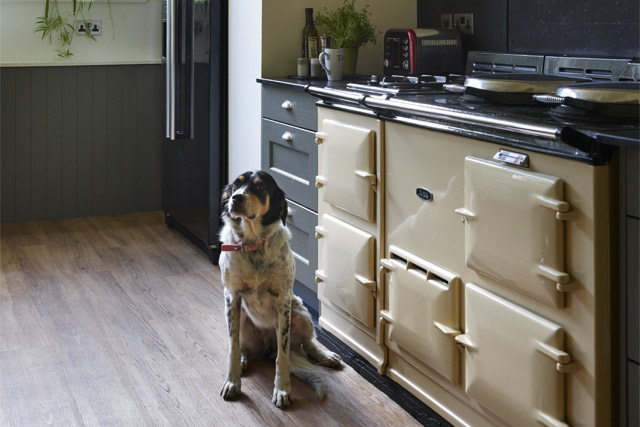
[[165, 0, 176, 139], [188, 0, 194, 139]]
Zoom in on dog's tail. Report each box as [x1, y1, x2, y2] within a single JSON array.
[[289, 352, 328, 399]]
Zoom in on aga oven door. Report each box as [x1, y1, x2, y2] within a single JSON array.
[[455, 156, 572, 308], [455, 283, 572, 427], [380, 245, 461, 384], [316, 214, 376, 329], [316, 119, 376, 222]]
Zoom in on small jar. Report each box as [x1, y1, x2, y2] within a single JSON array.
[[297, 57, 309, 77], [310, 58, 322, 77]]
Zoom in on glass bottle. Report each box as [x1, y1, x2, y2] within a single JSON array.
[[302, 8, 319, 60]]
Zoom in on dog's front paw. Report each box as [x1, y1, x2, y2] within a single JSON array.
[[319, 350, 342, 368], [220, 378, 241, 400], [272, 388, 292, 409]]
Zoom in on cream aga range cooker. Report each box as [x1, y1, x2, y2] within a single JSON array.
[[307, 52, 639, 427]]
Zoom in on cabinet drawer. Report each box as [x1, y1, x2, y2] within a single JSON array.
[[287, 199, 318, 293], [316, 214, 376, 329], [262, 119, 318, 211], [262, 86, 318, 131]]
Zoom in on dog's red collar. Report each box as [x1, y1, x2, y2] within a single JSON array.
[[221, 238, 267, 252]]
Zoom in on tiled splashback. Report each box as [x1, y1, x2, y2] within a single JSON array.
[[417, 0, 639, 59]]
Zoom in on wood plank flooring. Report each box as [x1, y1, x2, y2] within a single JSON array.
[[0, 212, 421, 427]]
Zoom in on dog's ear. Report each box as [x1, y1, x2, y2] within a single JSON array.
[[262, 183, 288, 226], [277, 188, 288, 226]]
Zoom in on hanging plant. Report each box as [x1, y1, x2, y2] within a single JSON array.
[[35, 0, 110, 58]]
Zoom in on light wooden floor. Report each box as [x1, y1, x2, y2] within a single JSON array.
[[1, 212, 421, 427]]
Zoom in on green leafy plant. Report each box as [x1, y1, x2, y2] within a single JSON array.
[[35, 0, 108, 58], [315, 0, 378, 49]]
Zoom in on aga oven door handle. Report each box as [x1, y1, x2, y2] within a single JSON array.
[[433, 321, 461, 337], [454, 207, 476, 221], [454, 334, 476, 351], [537, 195, 577, 221], [355, 170, 377, 192]]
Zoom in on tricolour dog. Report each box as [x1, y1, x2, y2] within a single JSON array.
[[218, 170, 341, 408]]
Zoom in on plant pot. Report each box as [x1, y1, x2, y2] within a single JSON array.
[[343, 47, 359, 75]]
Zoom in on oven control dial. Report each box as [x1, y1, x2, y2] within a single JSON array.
[[403, 60, 409, 70]]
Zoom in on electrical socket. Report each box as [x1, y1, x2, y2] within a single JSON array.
[[440, 13, 453, 29], [453, 13, 474, 35], [75, 19, 102, 36]]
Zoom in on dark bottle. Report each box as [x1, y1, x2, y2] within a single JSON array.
[[302, 8, 319, 59]]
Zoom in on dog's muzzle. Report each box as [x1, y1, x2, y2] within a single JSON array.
[[228, 193, 249, 219]]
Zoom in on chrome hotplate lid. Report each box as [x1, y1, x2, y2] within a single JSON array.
[[556, 81, 640, 104]]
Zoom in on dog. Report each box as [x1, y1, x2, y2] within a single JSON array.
[[218, 170, 341, 408]]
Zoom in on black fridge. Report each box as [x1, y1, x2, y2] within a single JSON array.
[[162, 0, 228, 264]]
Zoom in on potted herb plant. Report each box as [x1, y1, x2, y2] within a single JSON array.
[[315, 0, 378, 75]]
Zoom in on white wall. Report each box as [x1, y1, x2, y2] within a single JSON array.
[[227, 0, 262, 181], [0, 0, 162, 65]]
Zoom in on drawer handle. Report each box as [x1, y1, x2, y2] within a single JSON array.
[[287, 207, 293, 217], [314, 225, 327, 239], [281, 100, 293, 110], [282, 131, 293, 142], [315, 175, 327, 188]]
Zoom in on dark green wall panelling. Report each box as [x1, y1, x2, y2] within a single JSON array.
[[0, 65, 163, 222]]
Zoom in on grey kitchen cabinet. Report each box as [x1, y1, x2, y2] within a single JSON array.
[[260, 81, 319, 311]]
